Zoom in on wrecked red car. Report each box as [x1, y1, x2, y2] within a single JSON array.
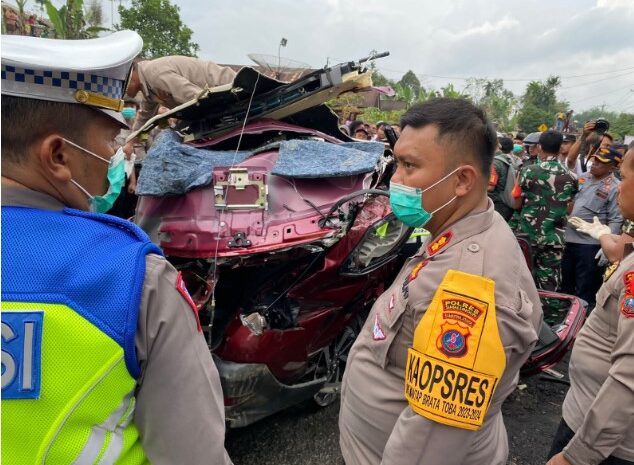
[[132, 57, 585, 427]]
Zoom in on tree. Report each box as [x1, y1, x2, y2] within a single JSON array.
[[16, 0, 27, 34], [522, 76, 562, 113], [463, 78, 519, 131], [516, 76, 569, 132], [398, 70, 421, 93], [84, 0, 103, 29], [516, 104, 552, 133], [44, 0, 106, 38], [118, 0, 199, 58], [611, 112, 634, 140], [394, 82, 417, 107], [370, 70, 392, 87], [439, 83, 464, 99]]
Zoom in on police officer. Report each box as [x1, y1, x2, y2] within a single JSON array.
[[125, 55, 237, 132], [562, 147, 622, 309], [546, 147, 634, 465], [1, 32, 232, 464], [514, 130, 578, 291], [339, 98, 542, 465], [565, 120, 614, 176]]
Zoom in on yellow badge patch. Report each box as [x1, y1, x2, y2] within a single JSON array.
[[404, 270, 506, 430]]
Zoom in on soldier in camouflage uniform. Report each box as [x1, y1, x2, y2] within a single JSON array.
[[514, 131, 578, 291]]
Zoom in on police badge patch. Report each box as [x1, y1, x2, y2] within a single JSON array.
[[437, 322, 470, 358], [621, 295, 634, 318]]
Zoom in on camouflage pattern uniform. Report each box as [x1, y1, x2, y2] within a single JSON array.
[[514, 158, 578, 291]]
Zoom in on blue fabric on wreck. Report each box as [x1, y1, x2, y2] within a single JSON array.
[[136, 132, 384, 196], [271, 140, 384, 178], [136, 130, 250, 196]]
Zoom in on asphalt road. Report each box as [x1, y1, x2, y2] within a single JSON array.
[[226, 357, 571, 465]]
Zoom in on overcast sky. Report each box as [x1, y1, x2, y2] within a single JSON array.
[[70, 0, 634, 112]]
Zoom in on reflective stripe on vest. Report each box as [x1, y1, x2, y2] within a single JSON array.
[[71, 392, 135, 465]]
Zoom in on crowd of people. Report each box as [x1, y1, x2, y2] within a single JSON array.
[[2, 29, 633, 465], [487, 124, 632, 311]]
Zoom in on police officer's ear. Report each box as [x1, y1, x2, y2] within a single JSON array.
[[454, 164, 480, 197], [36, 134, 73, 183]]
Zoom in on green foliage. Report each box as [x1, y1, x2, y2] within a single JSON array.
[[515, 76, 570, 132], [370, 69, 394, 87], [44, 0, 102, 39], [610, 112, 634, 140], [523, 76, 561, 112], [516, 104, 552, 133], [398, 70, 421, 92], [359, 107, 404, 125], [117, 0, 199, 58], [330, 69, 632, 137], [439, 83, 465, 99], [465, 79, 518, 131], [44, 0, 65, 37], [84, 0, 102, 28]]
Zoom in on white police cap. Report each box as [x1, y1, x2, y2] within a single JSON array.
[[1, 30, 143, 126]]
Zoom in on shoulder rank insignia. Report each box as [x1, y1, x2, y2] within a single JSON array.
[[427, 231, 453, 257], [402, 259, 429, 299], [604, 261, 620, 282]]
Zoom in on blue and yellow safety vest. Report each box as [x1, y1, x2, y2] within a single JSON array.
[[1, 206, 161, 465]]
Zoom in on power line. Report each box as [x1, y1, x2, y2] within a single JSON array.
[[616, 92, 634, 113], [560, 71, 634, 90], [564, 83, 634, 105], [376, 65, 634, 83]]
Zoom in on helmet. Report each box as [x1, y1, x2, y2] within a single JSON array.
[[523, 132, 541, 145]]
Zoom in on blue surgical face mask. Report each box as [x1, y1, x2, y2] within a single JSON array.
[[389, 166, 461, 227], [121, 107, 137, 120], [64, 138, 126, 214]]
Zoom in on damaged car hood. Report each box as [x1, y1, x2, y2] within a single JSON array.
[[127, 61, 374, 143]]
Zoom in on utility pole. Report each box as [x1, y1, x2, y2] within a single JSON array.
[[277, 37, 287, 79]]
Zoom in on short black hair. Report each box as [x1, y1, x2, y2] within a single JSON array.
[[349, 120, 367, 135], [1, 96, 96, 164], [400, 97, 496, 176], [538, 130, 563, 154], [515, 132, 526, 141], [499, 137, 514, 154]]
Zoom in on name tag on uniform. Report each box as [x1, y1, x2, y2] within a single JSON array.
[[405, 349, 497, 427], [1, 311, 44, 399]]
